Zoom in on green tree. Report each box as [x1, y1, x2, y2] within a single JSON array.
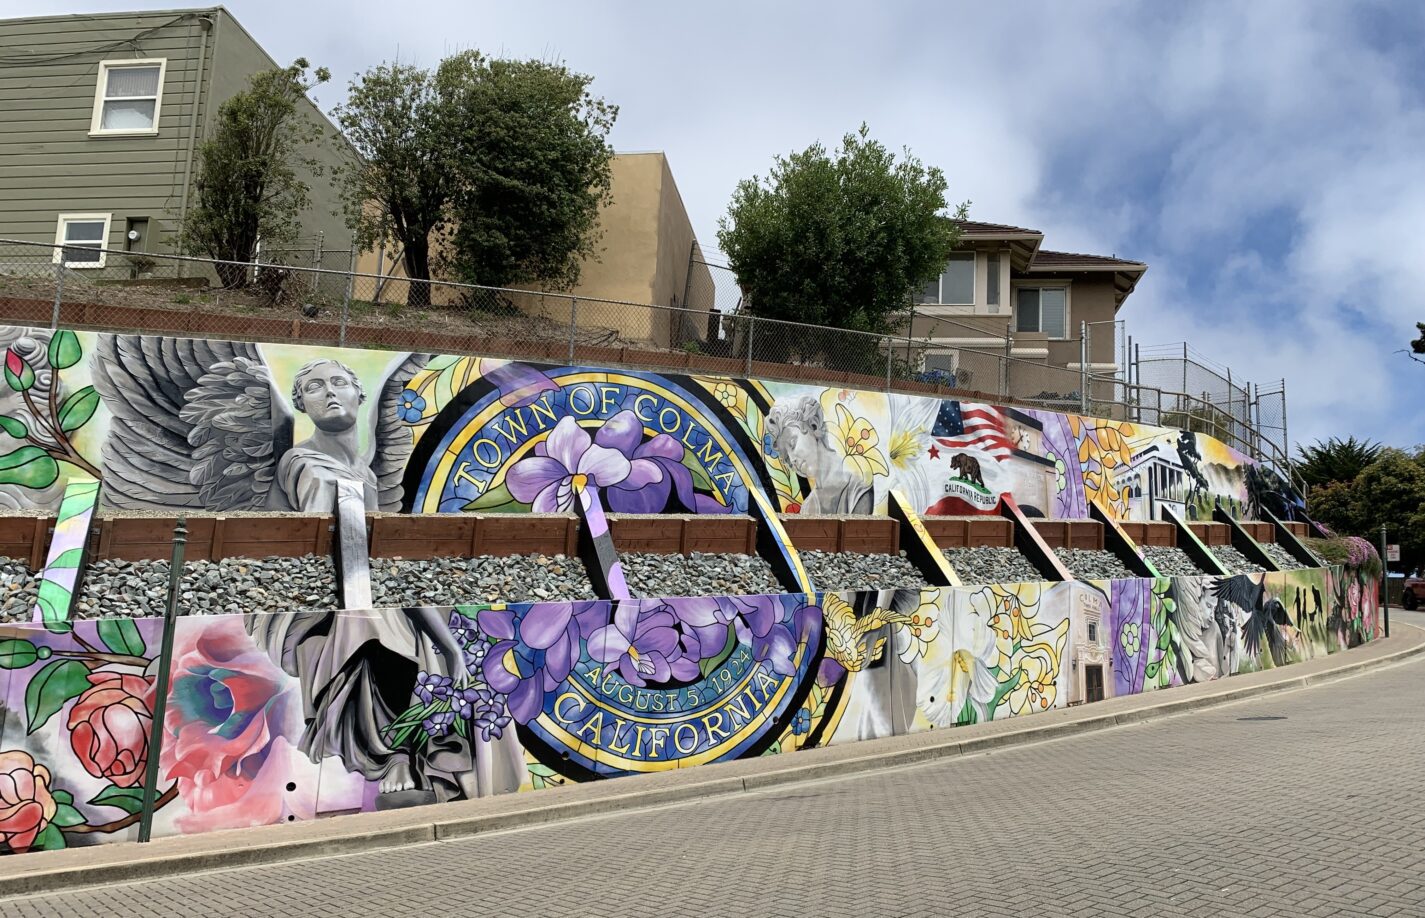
[[718, 125, 961, 363], [440, 51, 617, 292], [1350, 450, 1425, 573], [1410, 322, 1424, 364], [1310, 450, 1425, 574], [182, 60, 330, 288], [332, 61, 453, 308], [1306, 479, 1362, 537], [1294, 436, 1384, 489]]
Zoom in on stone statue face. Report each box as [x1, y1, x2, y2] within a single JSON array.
[[781, 423, 825, 479], [296, 360, 361, 433]]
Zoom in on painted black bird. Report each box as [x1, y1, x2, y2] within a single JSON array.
[[1214, 575, 1292, 667]]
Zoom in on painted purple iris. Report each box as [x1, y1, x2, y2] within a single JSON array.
[[588, 600, 700, 687], [423, 710, 456, 738], [505, 416, 632, 512], [473, 690, 513, 741], [480, 601, 607, 724], [594, 410, 729, 514], [666, 594, 812, 678], [414, 671, 454, 704]]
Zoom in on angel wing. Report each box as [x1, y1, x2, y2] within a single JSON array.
[[92, 335, 291, 511], [366, 352, 433, 512]]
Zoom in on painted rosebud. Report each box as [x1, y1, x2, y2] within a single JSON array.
[[3, 349, 35, 392]]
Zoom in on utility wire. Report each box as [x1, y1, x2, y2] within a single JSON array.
[[0, 14, 194, 67]]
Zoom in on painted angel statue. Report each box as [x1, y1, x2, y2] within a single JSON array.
[[91, 335, 429, 512]]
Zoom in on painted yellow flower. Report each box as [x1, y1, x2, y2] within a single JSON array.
[[694, 377, 748, 420], [1008, 643, 1058, 713], [830, 402, 889, 482], [897, 590, 942, 662], [887, 428, 923, 471]]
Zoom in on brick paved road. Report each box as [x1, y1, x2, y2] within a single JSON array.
[[9, 637, 1425, 918]]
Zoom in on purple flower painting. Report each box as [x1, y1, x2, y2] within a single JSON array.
[[479, 601, 608, 723], [588, 600, 700, 687], [506, 416, 633, 512]]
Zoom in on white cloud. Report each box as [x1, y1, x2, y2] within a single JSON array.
[[9, 0, 1424, 448]]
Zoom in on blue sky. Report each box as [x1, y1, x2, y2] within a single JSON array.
[[13, 0, 1425, 450]]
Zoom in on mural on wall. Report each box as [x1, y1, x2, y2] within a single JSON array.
[[0, 324, 1382, 856], [0, 326, 1265, 525], [0, 329, 99, 511], [0, 560, 1383, 854], [87, 336, 430, 512], [30, 476, 100, 627]]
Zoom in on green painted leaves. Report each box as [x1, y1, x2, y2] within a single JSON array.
[[57, 386, 99, 433], [25, 659, 91, 734], [89, 784, 146, 815], [48, 788, 86, 829], [46, 330, 82, 370], [0, 638, 40, 669], [0, 415, 27, 439], [464, 481, 523, 514], [0, 446, 60, 489], [97, 617, 145, 656]]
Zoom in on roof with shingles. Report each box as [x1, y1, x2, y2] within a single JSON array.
[[953, 220, 1043, 236], [1029, 250, 1148, 271]]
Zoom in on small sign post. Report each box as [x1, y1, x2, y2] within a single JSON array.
[[1386, 544, 1401, 563], [1381, 525, 1391, 638]]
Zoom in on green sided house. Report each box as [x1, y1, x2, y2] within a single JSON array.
[[0, 6, 352, 266]]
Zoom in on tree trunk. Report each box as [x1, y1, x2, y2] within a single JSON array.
[[403, 240, 432, 309], [216, 260, 249, 289]]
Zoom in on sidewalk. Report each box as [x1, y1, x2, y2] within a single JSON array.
[[3, 625, 1421, 899]]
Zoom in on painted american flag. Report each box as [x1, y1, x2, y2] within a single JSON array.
[[931, 401, 1013, 460]]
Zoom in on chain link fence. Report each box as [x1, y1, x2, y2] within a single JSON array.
[[0, 237, 1292, 477]]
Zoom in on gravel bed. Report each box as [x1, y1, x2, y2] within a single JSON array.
[[799, 550, 927, 592], [1, 557, 38, 621], [1055, 547, 1137, 581], [1210, 544, 1269, 575], [1140, 545, 1207, 576], [621, 552, 782, 598], [75, 555, 338, 618], [370, 554, 595, 606], [942, 546, 1045, 584], [1259, 542, 1312, 571]]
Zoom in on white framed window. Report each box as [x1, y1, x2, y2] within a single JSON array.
[[916, 252, 975, 305], [923, 350, 959, 375], [53, 214, 113, 268], [1015, 285, 1069, 338], [90, 59, 167, 136]]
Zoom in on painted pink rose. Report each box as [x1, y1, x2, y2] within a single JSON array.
[[0, 750, 58, 852], [161, 617, 312, 832], [67, 671, 154, 788]]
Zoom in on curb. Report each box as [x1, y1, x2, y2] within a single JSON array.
[[4, 629, 1422, 899]]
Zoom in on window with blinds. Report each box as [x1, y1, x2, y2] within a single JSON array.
[[91, 60, 166, 134], [916, 252, 976, 305], [53, 214, 112, 268], [1015, 287, 1067, 338]]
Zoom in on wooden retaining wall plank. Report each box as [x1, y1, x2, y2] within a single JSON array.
[[1186, 522, 1230, 546], [370, 515, 477, 558], [838, 517, 898, 554], [1118, 522, 1177, 547], [777, 516, 840, 552]]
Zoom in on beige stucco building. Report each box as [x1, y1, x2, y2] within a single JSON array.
[[355, 151, 713, 349], [907, 220, 1147, 394]]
